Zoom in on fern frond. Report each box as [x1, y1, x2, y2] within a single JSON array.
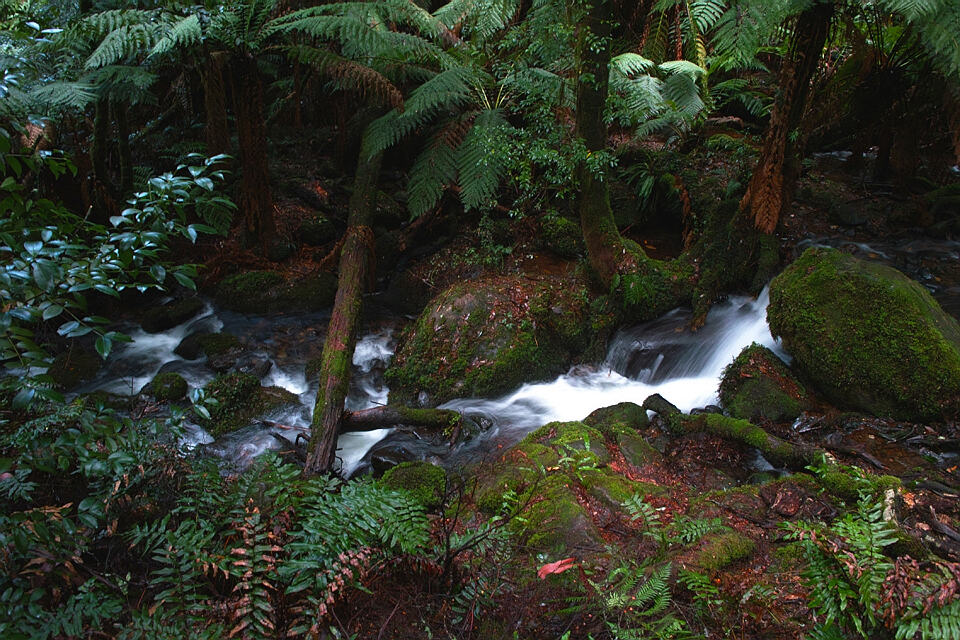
[[611, 53, 657, 77], [150, 14, 202, 58], [407, 121, 462, 217], [456, 107, 510, 211]]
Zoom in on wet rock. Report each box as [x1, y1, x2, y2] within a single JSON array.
[[583, 402, 649, 432], [198, 372, 298, 437], [214, 270, 337, 314], [690, 405, 724, 415], [769, 247, 960, 420], [174, 332, 241, 360], [718, 343, 808, 423], [366, 438, 424, 475], [149, 372, 187, 401], [386, 274, 615, 406], [208, 351, 272, 379], [141, 297, 205, 333], [642, 393, 680, 417], [48, 349, 102, 390]]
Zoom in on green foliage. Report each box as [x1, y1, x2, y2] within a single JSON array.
[[0, 133, 231, 407]]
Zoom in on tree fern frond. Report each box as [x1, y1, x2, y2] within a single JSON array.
[[456, 107, 510, 210], [28, 81, 98, 110], [407, 121, 463, 217], [288, 44, 404, 109], [611, 53, 657, 77], [150, 14, 202, 58], [85, 23, 163, 69]]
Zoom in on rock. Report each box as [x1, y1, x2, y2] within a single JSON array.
[[174, 332, 241, 360], [583, 402, 649, 432], [198, 372, 298, 437], [539, 215, 584, 259], [149, 372, 187, 401], [768, 247, 960, 420], [829, 202, 868, 227], [141, 297, 205, 333], [642, 394, 680, 417], [692, 532, 755, 572], [298, 215, 337, 246], [48, 349, 101, 390], [214, 270, 337, 314], [379, 461, 446, 510], [718, 343, 808, 423], [386, 274, 615, 406]]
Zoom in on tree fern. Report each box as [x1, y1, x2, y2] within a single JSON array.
[[456, 107, 510, 211], [435, 0, 522, 41], [407, 120, 461, 216]]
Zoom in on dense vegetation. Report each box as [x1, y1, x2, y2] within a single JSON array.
[[2, 0, 960, 638]]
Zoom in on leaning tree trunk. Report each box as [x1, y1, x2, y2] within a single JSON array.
[[577, 0, 640, 289], [203, 51, 231, 156], [303, 149, 384, 476], [740, 1, 833, 234], [233, 54, 275, 249]]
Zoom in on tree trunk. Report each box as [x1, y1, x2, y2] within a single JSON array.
[[740, 1, 833, 234], [114, 102, 132, 197], [203, 51, 230, 156], [576, 0, 635, 289], [233, 55, 275, 249], [303, 149, 384, 476]]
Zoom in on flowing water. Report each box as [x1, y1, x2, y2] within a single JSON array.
[[78, 287, 784, 475]]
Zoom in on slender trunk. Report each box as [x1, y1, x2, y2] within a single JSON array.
[[91, 97, 110, 191], [114, 102, 132, 197], [303, 149, 384, 476], [203, 51, 230, 156], [233, 55, 274, 249], [576, 0, 634, 288], [740, 1, 833, 234]]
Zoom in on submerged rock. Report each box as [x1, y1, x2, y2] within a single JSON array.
[[718, 343, 808, 423], [386, 274, 615, 406], [768, 247, 960, 420]]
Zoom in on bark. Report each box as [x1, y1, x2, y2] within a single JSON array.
[[576, 0, 634, 289], [90, 97, 110, 192], [341, 406, 462, 433], [740, 1, 833, 234], [203, 51, 230, 156], [114, 102, 132, 197], [233, 54, 275, 249], [303, 149, 384, 476]]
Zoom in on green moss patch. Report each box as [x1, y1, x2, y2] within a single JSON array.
[[175, 332, 241, 360], [386, 274, 615, 405], [150, 372, 187, 401], [380, 461, 446, 510], [719, 343, 807, 423], [693, 532, 755, 572], [583, 402, 649, 435], [199, 372, 299, 437], [768, 248, 960, 420], [215, 270, 338, 314], [540, 214, 584, 259]]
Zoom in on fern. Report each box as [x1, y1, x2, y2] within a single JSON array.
[[456, 108, 510, 211]]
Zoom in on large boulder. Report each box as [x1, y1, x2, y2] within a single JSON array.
[[214, 270, 337, 314], [385, 274, 615, 406], [767, 248, 960, 420]]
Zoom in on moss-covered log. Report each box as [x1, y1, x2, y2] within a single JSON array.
[[304, 149, 384, 476], [341, 406, 462, 433], [665, 411, 821, 471]]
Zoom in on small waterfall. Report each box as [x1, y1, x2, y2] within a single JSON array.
[[441, 287, 782, 456]]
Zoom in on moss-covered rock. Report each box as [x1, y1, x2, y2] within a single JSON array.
[[48, 349, 102, 390], [693, 532, 755, 572], [768, 248, 960, 420], [584, 402, 649, 434], [718, 343, 808, 423], [380, 461, 446, 510], [174, 332, 241, 360], [540, 215, 584, 259], [141, 297, 205, 333], [150, 372, 187, 401], [514, 474, 600, 552], [299, 215, 337, 247], [199, 372, 299, 437], [214, 270, 338, 314], [385, 274, 615, 406]]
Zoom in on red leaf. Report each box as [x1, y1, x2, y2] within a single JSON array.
[[537, 557, 577, 579]]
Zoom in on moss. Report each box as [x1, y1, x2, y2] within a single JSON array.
[[514, 474, 598, 551], [380, 461, 446, 510], [150, 372, 187, 401], [386, 275, 613, 405], [527, 421, 610, 465], [578, 467, 663, 509], [616, 432, 661, 467], [540, 214, 584, 259], [48, 349, 101, 390], [583, 402, 649, 435], [719, 343, 807, 423], [816, 465, 902, 503], [141, 297, 205, 333], [215, 270, 338, 314], [770, 541, 804, 573], [768, 247, 960, 420], [200, 372, 298, 437], [693, 532, 755, 572], [175, 332, 241, 360]]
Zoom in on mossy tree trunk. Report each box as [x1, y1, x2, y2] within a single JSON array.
[[233, 54, 275, 250], [740, 1, 834, 234], [203, 51, 230, 156], [576, 0, 635, 290], [304, 149, 384, 476]]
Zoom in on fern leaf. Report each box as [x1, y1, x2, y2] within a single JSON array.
[[455, 108, 509, 211]]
